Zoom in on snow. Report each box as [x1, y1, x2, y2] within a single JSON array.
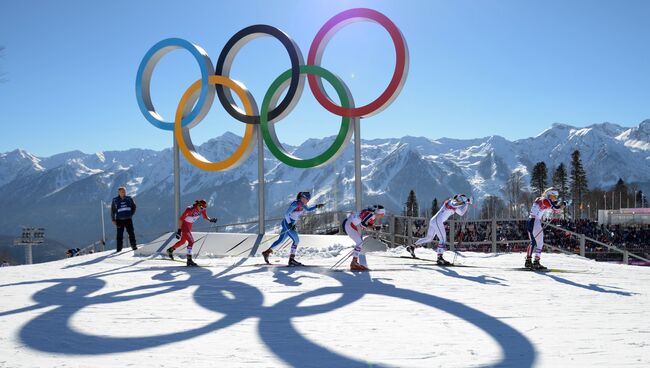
[[1, 247, 648, 368]]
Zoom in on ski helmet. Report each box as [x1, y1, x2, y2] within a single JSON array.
[[194, 199, 208, 208], [372, 204, 386, 215], [453, 194, 468, 205], [297, 191, 311, 201], [543, 188, 559, 202]]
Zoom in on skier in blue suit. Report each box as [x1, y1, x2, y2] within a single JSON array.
[[262, 191, 324, 266]]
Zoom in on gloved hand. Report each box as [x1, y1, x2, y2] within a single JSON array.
[[316, 203, 325, 209], [175, 228, 182, 239], [288, 222, 297, 230], [561, 201, 568, 207], [209, 217, 218, 223], [466, 197, 473, 205]]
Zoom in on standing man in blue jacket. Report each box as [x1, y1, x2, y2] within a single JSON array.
[[111, 186, 137, 252]]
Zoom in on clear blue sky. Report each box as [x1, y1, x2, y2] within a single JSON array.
[[1, 0, 649, 156]]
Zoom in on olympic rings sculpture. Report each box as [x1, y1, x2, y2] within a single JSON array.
[[135, 8, 408, 170]]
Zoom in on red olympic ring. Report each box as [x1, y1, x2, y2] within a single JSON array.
[[307, 8, 409, 118]]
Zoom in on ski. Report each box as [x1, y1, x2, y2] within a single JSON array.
[[152, 257, 208, 267], [381, 255, 480, 268], [512, 267, 588, 274], [253, 263, 320, 268], [330, 268, 413, 272], [250, 263, 412, 272]]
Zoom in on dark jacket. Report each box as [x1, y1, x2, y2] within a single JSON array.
[[111, 196, 136, 220]]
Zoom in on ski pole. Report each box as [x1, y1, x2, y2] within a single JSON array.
[[330, 249, 354, 270], [231, 229, 290, 257], [275, 237, 293, 253], [167, 233, 208, 255], [194, 221, 218, 259]]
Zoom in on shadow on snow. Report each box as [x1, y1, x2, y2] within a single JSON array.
[[0, 256, 537, 368]]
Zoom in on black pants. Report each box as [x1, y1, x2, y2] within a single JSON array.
[[116, 218, 137, 251]]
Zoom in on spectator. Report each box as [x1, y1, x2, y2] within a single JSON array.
[[0, 259, 10, 267], [66, 248, 81, 257], [111, 186, 137, 252]]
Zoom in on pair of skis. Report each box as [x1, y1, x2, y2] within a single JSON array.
[[389, 255, 583, 273]]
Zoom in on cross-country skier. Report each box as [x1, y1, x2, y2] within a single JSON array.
[[342, 205, 386, 271], [166, 199, 217, 266], [262, 192, 324, 266], [407, 194, 472, 265], [525, 187, 565, 270]]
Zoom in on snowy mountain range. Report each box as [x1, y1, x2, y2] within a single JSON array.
[[1, 120, 648, 247]]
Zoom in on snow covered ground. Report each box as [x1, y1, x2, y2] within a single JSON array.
[[1, 246, 649, 368]]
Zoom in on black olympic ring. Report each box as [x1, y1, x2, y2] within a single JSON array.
[[214, 24, 305, 125]]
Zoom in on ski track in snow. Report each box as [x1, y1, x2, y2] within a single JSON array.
[[0, 249, 649, 368]]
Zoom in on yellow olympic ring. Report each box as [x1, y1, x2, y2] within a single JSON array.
[[174, 76, 257, 171]]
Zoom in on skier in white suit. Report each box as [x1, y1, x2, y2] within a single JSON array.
[[407, 194, 471, 265]]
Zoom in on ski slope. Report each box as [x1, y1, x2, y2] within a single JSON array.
[[0, 245, 648, 368]]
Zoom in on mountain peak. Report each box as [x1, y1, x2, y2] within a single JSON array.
[[586, 122, 625, 136], [550, 122, 575, 130]]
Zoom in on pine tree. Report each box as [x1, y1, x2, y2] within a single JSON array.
[[612, 178, 628, 209], [404, 190, 419, 217], [552, 163, 569, 218], [530, 161, 548, 197], [570, 150, 589, 217], [636, 190, 644, 208], [552, 163, 569, 199]]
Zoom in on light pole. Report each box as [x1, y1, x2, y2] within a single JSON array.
[[100, 200, 106, 245], [14, 227, 45, 265]]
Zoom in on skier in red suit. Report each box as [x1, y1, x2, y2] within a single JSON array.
[[166, 199, 217, 266]]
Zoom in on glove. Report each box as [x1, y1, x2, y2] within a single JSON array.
[[209, 217, 218, 223], [175, 228, 182, 239], [288, 222, 297, 230], [466, 197, 473, 205], [561, 201, 568, 207], [316, 203, 325, 209]]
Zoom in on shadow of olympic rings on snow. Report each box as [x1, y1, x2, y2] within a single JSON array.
[[0, 262, 536, 367]]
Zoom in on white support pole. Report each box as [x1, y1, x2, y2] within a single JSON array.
[[173, 136, 181, 227], [257, 127, 265, 235], [100, 200, 106, 244], [354, 117, 362, 212]]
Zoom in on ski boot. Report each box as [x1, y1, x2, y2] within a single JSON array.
[[524, 256, 533, 269], [437, 255, 452, 266], [406, 245, 416, 259], [186, 255, 199, 267], [532, 258, 547, 270], [350, 258, 369, 271], [166, 247, 175, 260], [262, 248, 272, 264], [288, 255, 304, 267]]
